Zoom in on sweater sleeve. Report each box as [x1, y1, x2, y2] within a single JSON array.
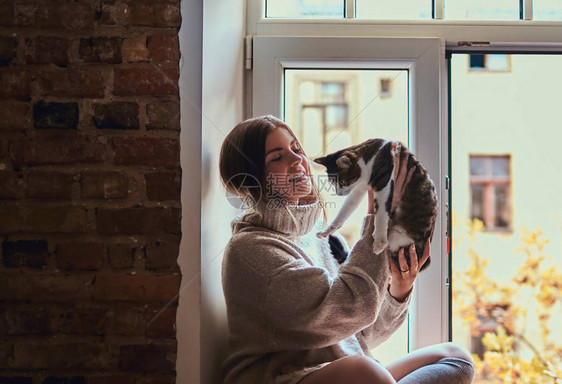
[[235, 214, 397, 350], [358, 288, 411, 350]]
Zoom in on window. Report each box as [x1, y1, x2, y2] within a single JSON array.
[[262, 0, 562, 20], [451, 53, 562, 383], [248, 1, 562, 379], [469, 155, 512, 231], [469, 54, 511, 72], [266, 0, 344, 18]]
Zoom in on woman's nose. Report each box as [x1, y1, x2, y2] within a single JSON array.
[[289, 150, 302, 166]]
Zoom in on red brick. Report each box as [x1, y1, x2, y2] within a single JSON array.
[[33, 101, 79, 130], [60, 303, 107, 335], [0, 343, 14, 370], [93, 102, 139, 130], [79, 37, 122, 64], [108, 244, 135, 269], [56, 242, 105, 271], [96, 208, 180, 235], [14, 135, 106, 166], [88, 375, 135, 384], [0, 101, 31, 131], [118, 343, 176, 371], [26, 171, 74, 199], [0, 273, 93, 301], [13, 342, 112, 370], [24, 36, 69, 66], [145, 305, 176, 338], [0, 171, 23, 199], [0, 36, 18, 66], [14, 1, 97, 31], [113, 137, 179, 166], [5, 306, 53, 335], [146, 172, 180, 201], [93, 274, 180, 302], [2, 239, 49, 268], [105, 305, 144, 335], [0, 377, 31, 384], [0, 69, 30, 99], [136, 377, 176, 384], [36, 68, 107, 98], [145, 241, 179, 271], [148, 35, 179, 62], [42, 376, 86, 384], [114, 67, 178, 96], [0, 205, 87, 233], [121, 35, 148, 63], [146, 101, 179, 131], [81, 171, 128, 199], [0, 2, 15, 27], [123, 2, 181, 28]]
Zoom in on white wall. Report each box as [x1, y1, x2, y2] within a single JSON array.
[[177, 0, 203, 382], [177, 0, 246, 383], [200, 0, 245, 383]]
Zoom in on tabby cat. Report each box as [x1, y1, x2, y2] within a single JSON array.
[[314, 139, 438, 271]]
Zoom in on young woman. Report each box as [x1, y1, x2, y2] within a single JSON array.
[[219, 115, 474, 384]]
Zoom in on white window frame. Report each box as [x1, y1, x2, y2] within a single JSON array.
[[246, 0, 562, 352], [252, 36, 447, 350]]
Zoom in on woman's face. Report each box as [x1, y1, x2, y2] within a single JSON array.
[[264, 127, 313, 204]]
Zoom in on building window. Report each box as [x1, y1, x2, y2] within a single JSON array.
[[469, 155, 512, 230], [469, 54, 511, 72]]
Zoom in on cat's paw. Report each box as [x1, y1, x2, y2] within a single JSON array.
[[317, 224, 340, 238], [372, 237, 388, 254]]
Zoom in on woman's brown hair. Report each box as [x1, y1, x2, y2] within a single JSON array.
[[219, 115, 323, 208]]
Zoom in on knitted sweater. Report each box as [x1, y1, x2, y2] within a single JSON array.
[[220, 200, 411, 384]]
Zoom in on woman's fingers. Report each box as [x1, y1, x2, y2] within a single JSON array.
[[397, 248, 409, 272], [409, 244, 418, 272]]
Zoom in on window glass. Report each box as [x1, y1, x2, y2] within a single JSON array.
[[533, 0, 562, 20], [451, 54, 562, 383], [355, 0, 432, 20], [444, 0, 519, 20], [266, 0, 345, 18], [285, 68, 409, 363]]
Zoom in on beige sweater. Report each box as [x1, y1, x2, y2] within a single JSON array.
[[220, 200, 411, 384]]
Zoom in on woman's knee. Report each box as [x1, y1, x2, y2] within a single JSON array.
[[302, 356, 396, 384], [341, 356, 396, 384], [437, 342, 474, 365]]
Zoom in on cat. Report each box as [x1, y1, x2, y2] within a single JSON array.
[[314, 139, 438, 271]]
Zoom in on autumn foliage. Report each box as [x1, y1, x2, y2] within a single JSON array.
[[453, 215, 562, 383]]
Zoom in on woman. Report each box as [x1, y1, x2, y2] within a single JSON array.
[[219, 115, 474, 384]]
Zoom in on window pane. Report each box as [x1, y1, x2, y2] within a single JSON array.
[[285, 68, 409, 363], [266, 0, 344, 18], [491, 156, 509, 177], [356, 0, 432, 19], [494, 185, 510, 228], [444, 0, 519, 20], [471, 184, 485, 223], [451, 54, 562, 383], [469, 157, 487, 176], [534, 0, 562, 20]]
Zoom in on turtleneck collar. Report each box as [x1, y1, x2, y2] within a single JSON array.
[[234, 199, 323, 237]]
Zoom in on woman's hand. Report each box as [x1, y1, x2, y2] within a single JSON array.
[[388, 240, 430, 302]]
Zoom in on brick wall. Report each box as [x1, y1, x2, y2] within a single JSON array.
[[0, 1, 182, 383]]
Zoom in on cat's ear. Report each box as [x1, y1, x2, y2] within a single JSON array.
[[336, 155, 352, 169], [314, 156, 328, 167]]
